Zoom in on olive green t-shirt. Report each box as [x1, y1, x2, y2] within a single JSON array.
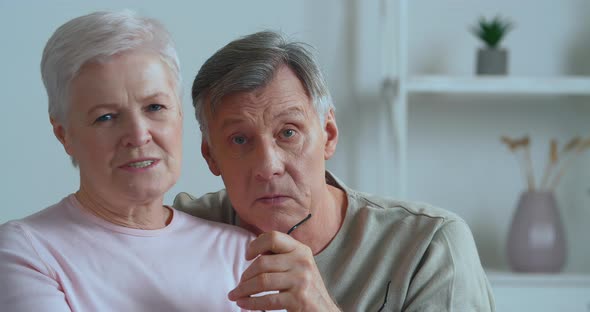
[[173, 172, 495, 311]]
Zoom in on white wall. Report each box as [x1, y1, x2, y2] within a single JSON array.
[[1, 0, 589, 273]]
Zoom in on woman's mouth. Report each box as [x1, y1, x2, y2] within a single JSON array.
[[127, 160, 155, 168], [120, 159, 159, 170]]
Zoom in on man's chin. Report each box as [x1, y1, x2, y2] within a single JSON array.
[[252, 212, 311, 235]]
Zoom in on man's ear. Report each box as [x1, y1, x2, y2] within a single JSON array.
[[201, 138, 221, 176], [323, 108, 338, 160], [50, 117, 73, 156]]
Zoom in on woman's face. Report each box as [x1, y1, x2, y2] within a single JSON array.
[[53, 51, 183, 203]]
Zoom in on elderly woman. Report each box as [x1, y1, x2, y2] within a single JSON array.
[[0, 10, 253, 311]]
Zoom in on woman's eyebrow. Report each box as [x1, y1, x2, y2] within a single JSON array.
[[86, 103, 119, 115], [141, 91, 172, 102]]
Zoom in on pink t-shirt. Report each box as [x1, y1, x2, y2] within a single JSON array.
[[0, 194, 255, 311]]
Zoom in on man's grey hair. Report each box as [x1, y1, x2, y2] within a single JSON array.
[[41, 9, 182, 124], [191, 30, 334, 140]]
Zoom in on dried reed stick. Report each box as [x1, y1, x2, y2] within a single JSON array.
[[521, 136, 535, 191], [539, 139, 558, 190], [515, 149, 531, 191], [548, 137, 590, 190], [501, 135, 535, 191]]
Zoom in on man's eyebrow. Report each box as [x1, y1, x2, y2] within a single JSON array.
[[220, 117, 245, 129], [219, 106, 307, 129]]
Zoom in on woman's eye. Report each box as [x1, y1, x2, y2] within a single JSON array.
[[147, 104, 163, 112], [95, 114, 113, 123], [231, 136, 247, 145], [281, 129, 296, 138]]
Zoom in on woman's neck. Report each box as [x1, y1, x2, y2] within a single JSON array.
[[75, 187, 171, 230]]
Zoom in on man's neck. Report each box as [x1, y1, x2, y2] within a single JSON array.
[[288, 184, 348, 255]]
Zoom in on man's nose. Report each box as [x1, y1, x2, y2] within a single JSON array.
[[121, 115, 152, 147], [253, 138, 285, 181]]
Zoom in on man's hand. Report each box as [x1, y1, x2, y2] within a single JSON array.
[[228, 231, 340, 312]]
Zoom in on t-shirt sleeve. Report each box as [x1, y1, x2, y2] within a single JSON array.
[[0, 222, 71, 311], [403, 220, 496, 312]]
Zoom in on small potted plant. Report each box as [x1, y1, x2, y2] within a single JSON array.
[[471, 15, 514, 75]]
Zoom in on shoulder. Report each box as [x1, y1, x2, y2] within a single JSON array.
[[173, 189, 235, 224], [174, 189, 229, 208], [0, 219, 57, 280], [328, 170, 462, 225], [349, 189, 464, 226], [352, 191, 480, 256], [0, 196, 72, 240], [0, 221, 30, 249]]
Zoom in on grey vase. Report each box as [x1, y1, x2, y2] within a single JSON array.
[[507, 191, 567, 272], [476, 48, 508, 75]]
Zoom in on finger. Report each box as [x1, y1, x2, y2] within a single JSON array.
[[246, 231, 298, 260], [235, 292, 293, 311], [229, 272, 293, 300], [240, 253, 291, 282]]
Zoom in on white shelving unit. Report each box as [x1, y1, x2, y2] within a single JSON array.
[[487, 271, 590, 311], [388, 0, 590, 199], [385, 0, 590, 310], [487, 270, 590, 287], [406, 76, 590, 95]]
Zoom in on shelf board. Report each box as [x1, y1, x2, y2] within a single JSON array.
[[486, 270, 590, 287], [405, 75, 590, 95]]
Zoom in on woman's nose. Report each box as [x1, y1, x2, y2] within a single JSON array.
[[121, 115, 152, 147]]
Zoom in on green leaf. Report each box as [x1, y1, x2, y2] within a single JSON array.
[[470, 15, 514, 49]]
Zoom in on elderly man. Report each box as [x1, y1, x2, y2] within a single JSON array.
[[175, 31, 495, 311]]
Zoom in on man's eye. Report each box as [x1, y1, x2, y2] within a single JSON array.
[[95, 114, 114, 123], [147, 104, 163, 112], [281, 129, 296, 138], [232, 136, 247, 145]]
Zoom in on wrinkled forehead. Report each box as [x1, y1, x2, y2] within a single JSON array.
[[208, 87, 316, 127], [207, 65, 316, 122]]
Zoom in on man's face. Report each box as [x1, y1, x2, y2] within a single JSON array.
[[203, 65, 338, 234]]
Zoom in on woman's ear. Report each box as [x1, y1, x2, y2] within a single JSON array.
[[323, 108, 338, 160], [201, 138, 221, 176], [50, 117, 73, 156]]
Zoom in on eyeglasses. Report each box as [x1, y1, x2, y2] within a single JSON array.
[[287, 213, 312, 235]]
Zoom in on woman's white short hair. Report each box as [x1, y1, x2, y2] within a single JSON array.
[[41, 10, 181, 124]]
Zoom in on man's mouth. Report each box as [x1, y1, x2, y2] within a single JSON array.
[[256, 195, 289, 204]]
